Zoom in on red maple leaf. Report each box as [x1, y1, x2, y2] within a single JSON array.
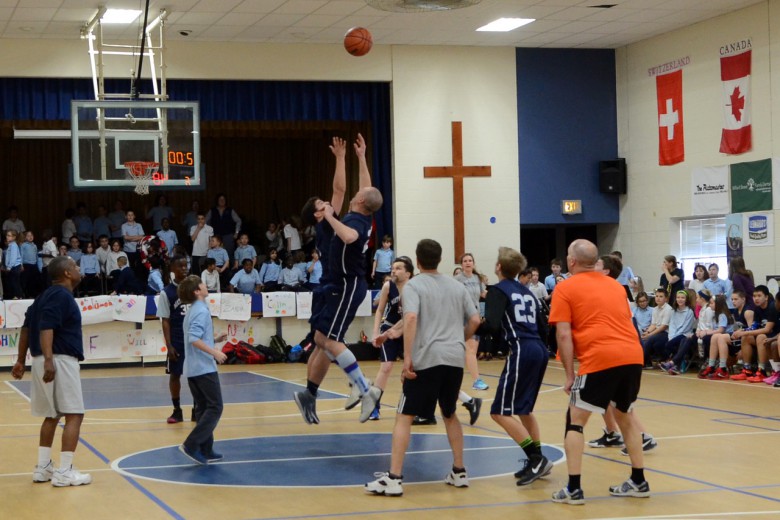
[[729, 86, 745, 121]]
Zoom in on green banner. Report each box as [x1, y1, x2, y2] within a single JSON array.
[[731, 159, 772, 213]]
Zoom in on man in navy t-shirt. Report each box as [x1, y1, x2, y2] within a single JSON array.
[[12, 256, 93, 487]]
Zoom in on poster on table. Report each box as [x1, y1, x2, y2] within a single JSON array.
[[743, 211, 774, 247], [691, 166, 729, 216], [3, 299, 34, 329], [219, 293, 252, 321], [113, 295, 147, 323], [0, 327, 21, 355], [261, 291, 296, 318], [726, 213, 743, 263], [120, 327, 164, 357], [205, 293, 221, 316], [83, 330, 123, 360], [223, 319, 262, 345], [77, 295, 114, 325], [296, 292, 313, 320]]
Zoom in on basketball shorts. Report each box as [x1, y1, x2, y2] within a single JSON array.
[[166, 343, 185, 376], [569, 364, 642, 414], [31, 355, 85, 418], [397, 365, 463, 419], [490, 338, 548, 416], [379, 322, 402, 362], [312, 278, 367, 343]]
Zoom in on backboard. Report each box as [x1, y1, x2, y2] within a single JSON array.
[[70, 100, 203, 191]]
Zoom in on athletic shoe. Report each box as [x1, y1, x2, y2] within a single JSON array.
[[679, 360, 689, 373], [731, 369, 753, 381], [179, 444, 208, 465], [698, 366, 715, 379], [368, 407, 380, 421], [472, 379, 489, 391], [462, 398, 482, 426], [609, 478, 650, 498], [668, 365, 680, 376], [764, 373, 780, 385], [747, 369, 768, 383], [552, 486, 585, 505], [412, 416, 437, 426], [345, 382, 362, 410], [516, 454, 553, 486], [365, 472, 403, 496], [588, 428, 624, 448], [51, 466, 92, 487], [444, 470, 469, 488], [167, 408, 183, 424], [359, 386, 382, 423], [514, 456, 553, 478], [620, 434, 657, 456], [293, 390, 320, 425], [33, 461, 54, 483], [204, 450, 223, 462], [709, 368, 730, 380], [659, 361, 673, 372]]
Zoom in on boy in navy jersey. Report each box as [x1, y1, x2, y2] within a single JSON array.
[[480, 247, 551, 486], [295, 134, 383, 424], [158, 256, 190, 423]]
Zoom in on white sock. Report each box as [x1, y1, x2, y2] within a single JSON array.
[[59, 451, 74, 471], [458, 390, 472, 403], [335, 350, 370, 394], [38, 446, 52, 468]]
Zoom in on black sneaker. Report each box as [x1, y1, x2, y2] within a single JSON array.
[[293, 390, 320, 425], [167, 408, 183, 424], [462, 398, 482, 426], [412, 416, 437, 426], [516, 454, 553, 486], [587, 428, 624, 448]]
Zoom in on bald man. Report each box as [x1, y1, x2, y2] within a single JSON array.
[[548, 239, 649, 504]]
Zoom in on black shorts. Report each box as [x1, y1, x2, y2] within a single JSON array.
[[166, 343, 185, 376], [312, 278, 367, 343], [570, 364, 642, 414], [490, 338, 548, 416], [398, 365, 463, 419], [379, 323, 402, 362]]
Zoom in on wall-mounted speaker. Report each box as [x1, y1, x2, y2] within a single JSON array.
[[599, 158, 627, 194]]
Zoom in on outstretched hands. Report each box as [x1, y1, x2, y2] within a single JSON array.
[[354, 133, 366, 158], [330, 137, 347, 159]]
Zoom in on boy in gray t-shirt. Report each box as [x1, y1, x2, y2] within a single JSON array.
[[365, 239, 480, 497]]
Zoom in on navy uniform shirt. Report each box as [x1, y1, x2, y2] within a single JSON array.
[[327, 212, 371, 281], [24, 285, 84, 361]]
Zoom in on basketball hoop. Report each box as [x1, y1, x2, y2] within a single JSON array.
[[124, 161, 159, 195]]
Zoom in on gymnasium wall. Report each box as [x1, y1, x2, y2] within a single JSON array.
[[613, 1, 779, 286]]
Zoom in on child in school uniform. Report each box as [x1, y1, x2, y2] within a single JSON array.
[[147, 256, 165, 295], [206, 236, 230, 291], [258, 248, 281, 292], [232, 233, 257, 272], [79, 242, 100, 296], [4, 230, 23, 299], [372, 235, 395, 290], [177, 275, 228, 465], [201, 258, 221, 293], [278, 256, 305, 292], [229, 259, 262, 295], [20, 230, 40, 298], [156, 218, 178, 251], [305, 249, 322, 290], [112, 256, 143, 295]]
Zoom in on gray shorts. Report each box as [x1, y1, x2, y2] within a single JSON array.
[[31, 355, 85, 418]]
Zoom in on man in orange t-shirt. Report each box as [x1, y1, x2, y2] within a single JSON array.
[[548, 239, 648, 505]]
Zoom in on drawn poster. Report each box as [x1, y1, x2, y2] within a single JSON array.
[[113, 295, 147, 323], [4, 300, 34, 329], [261, 292, 296, 318], [77, 295, 114, 325], [296, 292, 313, 320], [219, 293, 252, 321]]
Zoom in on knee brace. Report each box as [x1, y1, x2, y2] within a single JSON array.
[[565, 408, 584, 436]]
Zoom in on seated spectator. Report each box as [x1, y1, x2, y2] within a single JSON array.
[[278, 256, 305, 292], [703, 263, 729, 297], [527, 267, 549, 303], [739, 286, 780, 382], [146, 256, 165, 295], [705, 290, 754, 380], [657, 290, 695, 373], [518, 268, 532, 286], [632, 291, 653, 334], [232, 233, 257, 271], [113, 256, 143, 295], [67, 237, 83, 265], [106, 239, 128, 275], [641, 288, 673, 367], [156, 217, 178, 251], [666, 290, 720, 375], [2, 205, 25, 234], [544, 258, 566, 293], [258, 248, 281, 292], [305, 249, 322, 290], [201, 258, 221, 293], [688, 264, 707, 295], [79, 241, 100, 296], [229, 259, 261, 294], [293, 250, 307, 280], [57, 244, 69, 257]]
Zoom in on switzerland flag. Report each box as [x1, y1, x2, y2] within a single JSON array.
[[656, 70, 684, 166], [720, 50, 751, 155]]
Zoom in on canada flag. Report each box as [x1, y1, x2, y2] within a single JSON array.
[[720, 49, 751, 154], [656, 69, 684, 166]]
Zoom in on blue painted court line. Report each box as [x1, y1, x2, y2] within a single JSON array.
[[112, 433, 565, 487], [6, 372, 344, 410]]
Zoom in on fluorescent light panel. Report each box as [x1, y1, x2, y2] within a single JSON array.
[[101, 9, 142, 24], [477, 18, 535, 32]]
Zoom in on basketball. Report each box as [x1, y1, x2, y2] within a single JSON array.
[[344, 27, 372, 57]]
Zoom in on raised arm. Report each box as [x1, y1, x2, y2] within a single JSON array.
[[354, 133, 372, 189], [323, 204, 358, 244], [330, 137, 347, 215]]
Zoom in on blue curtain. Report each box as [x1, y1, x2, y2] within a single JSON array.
[[0, 77, 393, 239]]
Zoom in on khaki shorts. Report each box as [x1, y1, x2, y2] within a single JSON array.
[[31, 355, 85, 418]]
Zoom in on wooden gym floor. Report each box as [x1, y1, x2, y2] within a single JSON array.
[[1, 358, 778, 520]]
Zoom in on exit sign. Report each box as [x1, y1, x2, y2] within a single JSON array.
[[562, 200, 582, 214]]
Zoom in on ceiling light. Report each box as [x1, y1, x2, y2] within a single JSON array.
[[101, 9, 142, 24], [476, 18, 535, 32]]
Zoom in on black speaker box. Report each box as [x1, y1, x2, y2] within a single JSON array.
[[599, 158, 627, 194]]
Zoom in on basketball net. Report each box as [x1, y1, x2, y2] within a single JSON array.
[[124, 161, 159, 195]]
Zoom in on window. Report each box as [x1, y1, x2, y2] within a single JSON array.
[[678, 217, 727, 277]]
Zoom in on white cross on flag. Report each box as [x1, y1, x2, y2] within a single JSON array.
[[720, 49, 752, 155], [656, 69, 684, 166]]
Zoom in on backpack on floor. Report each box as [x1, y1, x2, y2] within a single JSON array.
[[222, 341, 266, 364], [268, 335, 289, 362]]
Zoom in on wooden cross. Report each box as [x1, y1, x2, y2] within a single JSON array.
[[424, 121, 492, 263]]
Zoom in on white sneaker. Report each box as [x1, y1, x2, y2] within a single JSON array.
[[365, 472, 403, 496], [52, 466, 92, 487], [359, 386, 382, 423], [33, 460, 54, 483], [444, 470, 469, 488], [345, 382, 362, 410]]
